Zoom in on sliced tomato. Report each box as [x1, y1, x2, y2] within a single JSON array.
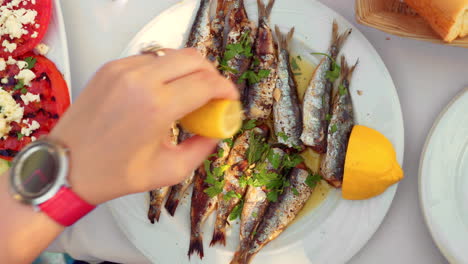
[[0, 0, 52, 58], [0, 54, 70, 160]]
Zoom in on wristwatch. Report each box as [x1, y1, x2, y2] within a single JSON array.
[[9, 138, 95, 226]]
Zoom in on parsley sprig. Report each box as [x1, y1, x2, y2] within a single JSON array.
[[218, 31, 253, 74], [203, 159, 229, 198], [311, 52, 341, 82]]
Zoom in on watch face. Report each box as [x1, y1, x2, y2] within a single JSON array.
[[13, 147, 58, 198]]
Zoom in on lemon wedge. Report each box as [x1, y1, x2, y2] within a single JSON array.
[[179, 99, 242, 139], [342, 125, 403, 200]]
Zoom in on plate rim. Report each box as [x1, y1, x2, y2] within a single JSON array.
[[52, 0, 72, 98], [106, 0, 405, 263], [419, 87, 468, 264]]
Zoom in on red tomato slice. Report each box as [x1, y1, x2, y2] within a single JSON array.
[[0, 0, 52, 58], [0, 54, 70, 160]]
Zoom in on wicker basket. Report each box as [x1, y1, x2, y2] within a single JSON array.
[[355, 0, 468, 48]]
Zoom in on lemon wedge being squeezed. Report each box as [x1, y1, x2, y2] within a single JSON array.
[[179, 99, 243, 139]]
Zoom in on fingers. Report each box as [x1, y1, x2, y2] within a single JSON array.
[[153, 136, 218, 187], [160, 70, 239, 120]]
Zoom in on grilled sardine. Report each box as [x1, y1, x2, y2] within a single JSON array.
[[301, 21, 351, 153], [245, 0, 277, 120], [321, 56, 358, 188], [273, 26, 303, 149]]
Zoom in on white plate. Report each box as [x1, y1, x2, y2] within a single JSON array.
[[420, 87, 468, 264], [106, 0, 404, 263], [43, 0, 72, 94]]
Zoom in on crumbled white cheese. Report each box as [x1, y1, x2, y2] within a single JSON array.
[[6, 56, 16, 65], [1, 78, 8, 84], [16, 69, 35, 86], [0, 58, 5, 71], [21, 119, 39, 137], [2, 39, 17, 53], [32, 0, 36, 5], [20, 92, 39, 105], [16, 60, 27, 70], [0, 2, 39, 53], [30, 31, 37, 38], [31, 136, 36, 141], [0, 89, 24, 138], [34, 43, 49, 55]]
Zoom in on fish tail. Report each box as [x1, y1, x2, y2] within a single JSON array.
[[330, 20, 352, 58], [275, 26, 294, 51], [216, 0, 225, 13], [230, 251, 248, 264], [210, 224, 227, 246], [147, 205, 162, 224], [164, 193, 180, 216], [340, 55, 359, 81], [188, 231, 205, 259], [257, 0, 275, 21]]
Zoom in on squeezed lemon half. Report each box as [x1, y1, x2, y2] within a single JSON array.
[[179, 99, 243, 139]]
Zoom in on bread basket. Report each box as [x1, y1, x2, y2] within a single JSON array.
[[355, 0, 468, 48]]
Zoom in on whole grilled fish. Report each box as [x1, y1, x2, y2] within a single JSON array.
[[301, 21, 351, 153], [245, 0, 277, 120], [188, 142, 231, 259], [273, 26, 303, 149], [321, 56, 358, 188], [186, 0, 218, 61], [232, 165, 313, 264], [211, 126, 269, 247], [234, 147, 285, 261], [164, 171, 194, 216], [222, 0, 257, 99], [147, 124, 179, 223]]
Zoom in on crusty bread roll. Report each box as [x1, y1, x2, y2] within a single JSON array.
[[404, 0, 468, 42]]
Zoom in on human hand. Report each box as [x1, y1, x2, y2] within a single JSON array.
[[48, 48, 239, 205]]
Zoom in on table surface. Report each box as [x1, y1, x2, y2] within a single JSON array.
[[50, 0, 468, 263]]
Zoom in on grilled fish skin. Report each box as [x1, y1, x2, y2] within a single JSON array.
[[273, 26, 303, 149], [210, 126, 269, 247], [233, 147, 285, 262], [301, 21, 351, 153], [185, 0, 217, 60], [233, 166, 313, 264], [222, 0, 257, 99], [321, 56, 358, 188], [245, 0, 278, 120], [164, 172, 194, 216], [188, 142, 231, 259], [147, 124, 179, 223]]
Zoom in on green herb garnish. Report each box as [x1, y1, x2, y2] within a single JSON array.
[[338, 84, 347, 95], [24, 57, 37, 69], [204, 160, 229, 198], [224, 190, 242, 201], [330, 124, 338, 134], [311, 52, 341, 82], [291, 57, 300, 71], [229, 200, 244, 221], [305, 173, 321, 189], [14, 79, 24, 91], [325, 114, 332, 121], [21, 88, 27, 94], [276, 132, 289, 142], [17, 133, 24, 140], [292, 188, 299, 196]]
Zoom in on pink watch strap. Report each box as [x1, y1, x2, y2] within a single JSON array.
[[38, 186, 95, 226]]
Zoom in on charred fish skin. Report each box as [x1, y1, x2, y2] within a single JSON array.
[[301, 21, 352, 153], [222, 0, 257, 98], [237, 166, 313, 264], [147, 124, 179, 223], [245, 0, 278, 120], [273, 26, 303, 149], [321, 56, 358, 188], [210, 126, 269, 247], [188, 141, 231, 259], [235, 147, 285, 260], [185, 0, 216, 60], [164, 172, 195, 216]]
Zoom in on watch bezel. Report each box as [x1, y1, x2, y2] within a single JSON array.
[[9, 138, 69, 206]]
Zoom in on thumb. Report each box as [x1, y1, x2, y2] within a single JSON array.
[[153, 136, 218, 187]]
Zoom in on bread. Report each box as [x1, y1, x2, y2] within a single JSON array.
[[404, 0, 468, 42]]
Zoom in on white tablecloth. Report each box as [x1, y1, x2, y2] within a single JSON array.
[[49, 0, 468, 263]]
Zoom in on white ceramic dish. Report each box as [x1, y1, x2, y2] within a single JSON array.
[[106, 0, 404, 263], [43, 0, 72, 95], [420, 87, 468, 264]]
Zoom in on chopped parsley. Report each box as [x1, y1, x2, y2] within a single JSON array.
[[246, 131, 269, 165], [24, 57, 37, 69], [291, 57, 300, 71], [276, 131, 289, 142], [20, 88, 27, 94], [229, 200, 244, 221], [338, 84, 347, 95], [203, 160, 229, 198], [17, 133, 24, 140], [224, 190, 242, 201], [267, 150, 282, 170], [13, 79, 24, 91], [297, 55, 302, 61], [219, 31, 253, 73], [305, 173, 321, 189], [267, 190, 279, 202], [292, 188, 299, 196], [242, 119, 257, 131], [217, 148, 225, 158], [325, 114, 332, 121], [252, 211, 258, 218], [311, 52, 341, 82], [223, 138, 234, 148], [238, 69, 271, 85], [282, 153, 304, 170], [330, 124, 338, 134]]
